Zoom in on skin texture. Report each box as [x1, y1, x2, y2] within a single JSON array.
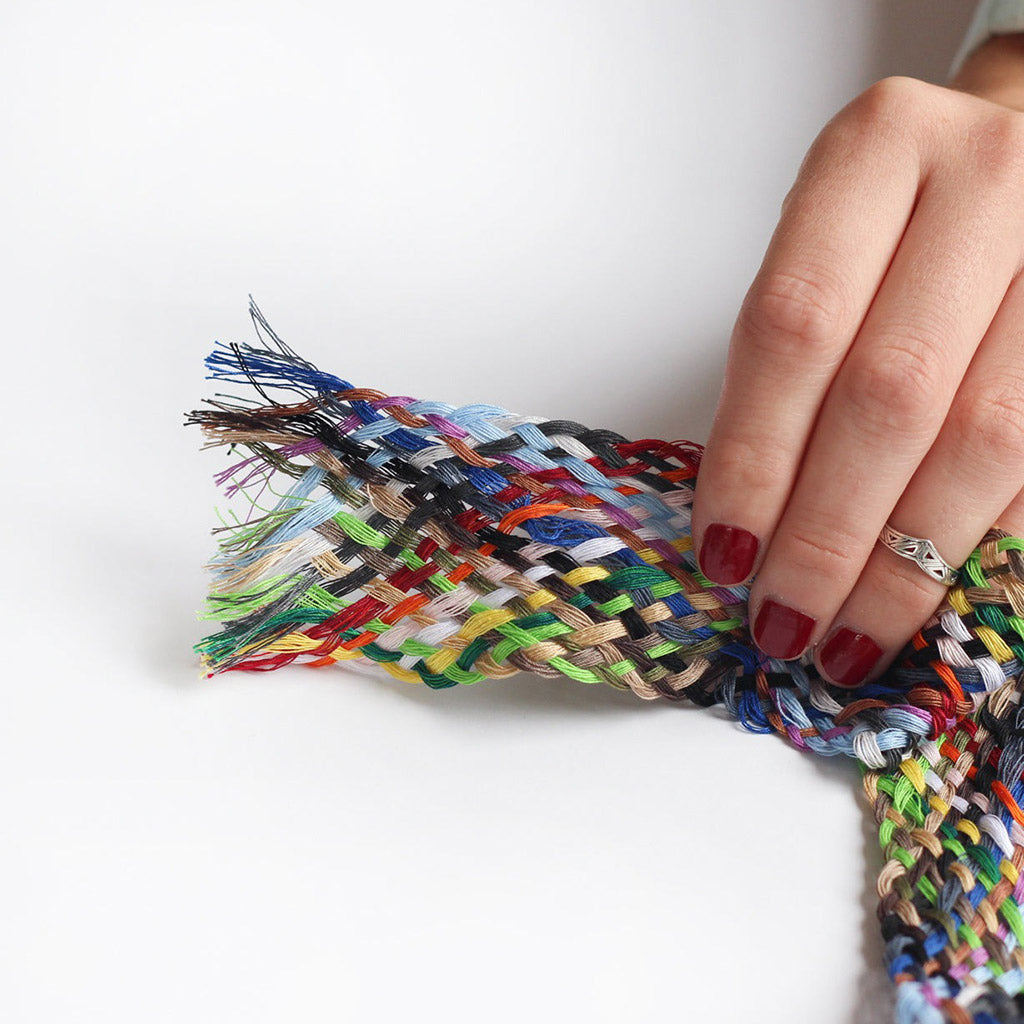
[[691, 34, 1024, 688]]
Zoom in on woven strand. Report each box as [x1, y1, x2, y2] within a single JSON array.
[[186, 299, 1024, 1022]]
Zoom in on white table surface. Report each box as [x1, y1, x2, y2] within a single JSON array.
[[2, 3, 979, 1021]]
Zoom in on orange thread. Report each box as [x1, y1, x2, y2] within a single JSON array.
[[940, 741, 962, 762], [448, 563, 475, 585], [992, 781, 1024, 827], [341, 631, 379, 651], [931, 661, 965, 703], [497, 503, 571, 532], [381, 593, 431, 625]]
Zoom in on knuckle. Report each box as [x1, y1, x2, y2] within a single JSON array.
[[783, 517, 863, 578], [845, 75, 934, 135], [825, 75, 949, 162], [952, 380, 1024, 467], [738, 267, 848, 357], [840, 332, 948, 444], [705, 434, 790, 497]]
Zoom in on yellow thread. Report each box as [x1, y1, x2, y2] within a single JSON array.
[[524, 589, 557, 610], [461, 609, 517, 640], [899, 758, 926, 794], [323, 647, 364, 661], [328, 650, 362, 662], [957, 819, 981, 845], [635, 547, 662, 565], [947, 587, 971, 616], [260, 633, 322, 653], [564, 566, 609, 587], [1002, 859, 1020, 885], [424, 648, 459, 673], [974, 623, 1015, 663], [381, 661, 424, 683], [928, 795, 950, 816]]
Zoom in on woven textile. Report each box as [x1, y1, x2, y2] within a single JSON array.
[[186, 299, 1024, 1023]]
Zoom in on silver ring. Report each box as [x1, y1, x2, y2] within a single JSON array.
[[877, 522, 960, 587]]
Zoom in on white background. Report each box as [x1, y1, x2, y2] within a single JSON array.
[[2, 3, 978, 1022]]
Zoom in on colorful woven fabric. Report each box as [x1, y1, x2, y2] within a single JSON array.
[[187, 299, 1024, 1023]]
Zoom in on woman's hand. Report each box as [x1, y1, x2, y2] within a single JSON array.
[[691, 38, 1024, 689]]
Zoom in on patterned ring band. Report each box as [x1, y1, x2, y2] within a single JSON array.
[[877, 522, 960, 587]]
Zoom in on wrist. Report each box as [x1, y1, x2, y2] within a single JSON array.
[[948, 32, 1024, 112]]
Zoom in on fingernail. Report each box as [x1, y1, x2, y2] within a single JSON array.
[[753, 598, 816, 660], [818, 627, 883, 689], [698, 522, 759, 584]]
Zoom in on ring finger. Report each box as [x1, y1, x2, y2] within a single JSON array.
[[812, 271, 1024, 687]]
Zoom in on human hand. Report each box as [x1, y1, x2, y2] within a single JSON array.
[[691, 50, 1024, 689]]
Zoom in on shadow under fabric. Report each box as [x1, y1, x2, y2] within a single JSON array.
[[186, 298, 1024, 1024]]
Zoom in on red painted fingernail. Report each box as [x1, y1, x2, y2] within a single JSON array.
[[818, 627, 883, 689], [698, 522, 759, 584], [753, 598, 816, 660]]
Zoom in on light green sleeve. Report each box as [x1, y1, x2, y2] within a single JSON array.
[[948, 0, 1024, 79]]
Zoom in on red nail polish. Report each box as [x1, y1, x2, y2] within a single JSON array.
[[818, 627, 882, 689], [698, 522, 759, 584], [753, 598, 816, 660]]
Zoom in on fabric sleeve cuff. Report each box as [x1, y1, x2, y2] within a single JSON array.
[[948, 0, 1024, 80]]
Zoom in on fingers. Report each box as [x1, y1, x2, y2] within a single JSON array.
[[744, 148, 1024, 663], [692, 78, 935, 587], [808, 272, 1024, 686]]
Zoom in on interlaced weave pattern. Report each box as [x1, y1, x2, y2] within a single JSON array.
[[187, 299, 1024, 1023]]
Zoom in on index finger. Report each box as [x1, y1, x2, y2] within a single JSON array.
[[692, 79, 941, 586]]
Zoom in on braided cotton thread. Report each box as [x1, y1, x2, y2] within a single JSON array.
[[864, 659, 1024, 1024], [187, 298, 1024, 1022]]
